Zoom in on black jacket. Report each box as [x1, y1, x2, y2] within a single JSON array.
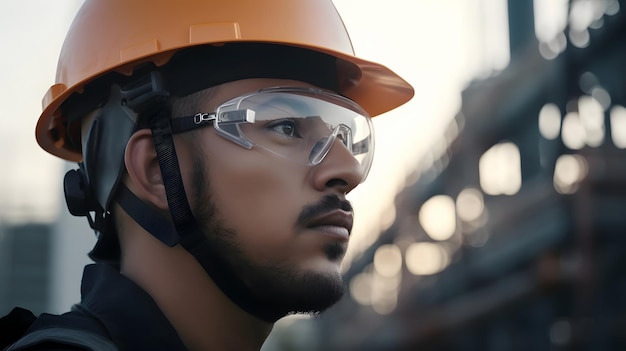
[[4, 264, 186, 351]]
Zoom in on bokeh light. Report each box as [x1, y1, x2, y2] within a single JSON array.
[[373, 244, 403, 278], [456, 188, 485, 223], [405, 242, 450, 276], [610, 105, 626, 148], [553, 154, 588, 194], [538, 103, 562, 140], [578, 95, 605, 147], [561, 112, 586, 150], [419, 195, 456, 241], [479, 142, 522, 195]]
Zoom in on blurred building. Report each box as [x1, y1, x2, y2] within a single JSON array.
[[0, 163, 96, 318], [0, 223, 52, 316], [290, 0, 626, 350]]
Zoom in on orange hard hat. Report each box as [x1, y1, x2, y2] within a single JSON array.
[[36, 0, 414, 162]]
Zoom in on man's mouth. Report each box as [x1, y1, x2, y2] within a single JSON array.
[[304, 209, 353, 241]]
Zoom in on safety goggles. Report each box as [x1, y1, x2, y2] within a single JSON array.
[[171, 87, 375, 180]]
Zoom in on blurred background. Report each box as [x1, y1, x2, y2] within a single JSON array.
[[2, 0, 626, 350]]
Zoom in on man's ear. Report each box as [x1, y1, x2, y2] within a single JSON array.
[[124, 129, 168, 210]]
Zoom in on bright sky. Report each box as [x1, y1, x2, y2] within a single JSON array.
[[0, 1, 496, 264], [0, 1, 84, 221]]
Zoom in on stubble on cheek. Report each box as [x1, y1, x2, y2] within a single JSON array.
[[188, 148, 348, 316]]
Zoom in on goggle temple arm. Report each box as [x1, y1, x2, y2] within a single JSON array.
[[215, 109, 256, 149]]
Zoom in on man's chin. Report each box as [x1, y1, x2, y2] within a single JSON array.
[[274, 269, 346, 316]]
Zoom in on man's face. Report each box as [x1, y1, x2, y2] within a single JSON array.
[[176, 78, 365, 317]]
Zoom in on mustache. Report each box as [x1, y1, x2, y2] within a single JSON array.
[[296, 195, 353, 227]]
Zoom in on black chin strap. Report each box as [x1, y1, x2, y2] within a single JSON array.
[[116, 109, 282, 323]]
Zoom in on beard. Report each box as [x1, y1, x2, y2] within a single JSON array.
[[189, 154, 347, 320]]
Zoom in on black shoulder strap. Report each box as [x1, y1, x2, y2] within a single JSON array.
[[4, 327, 118, 351]]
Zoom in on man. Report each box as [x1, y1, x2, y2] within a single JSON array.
[[6, 0, 413, 350]]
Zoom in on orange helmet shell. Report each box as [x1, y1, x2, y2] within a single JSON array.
[[36, 0, 414, 161]]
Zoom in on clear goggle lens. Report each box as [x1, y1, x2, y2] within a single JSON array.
[[180, 87, 374, 180]]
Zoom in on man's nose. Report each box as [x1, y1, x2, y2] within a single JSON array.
[[310, 139, 364, 195]]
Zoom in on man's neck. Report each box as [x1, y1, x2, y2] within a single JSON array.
[[120, 226, 273, 350]]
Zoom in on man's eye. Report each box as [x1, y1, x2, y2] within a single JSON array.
[[268, 119, 300, 138]]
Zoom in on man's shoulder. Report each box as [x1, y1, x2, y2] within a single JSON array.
[[3, 307, 117, 351]]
